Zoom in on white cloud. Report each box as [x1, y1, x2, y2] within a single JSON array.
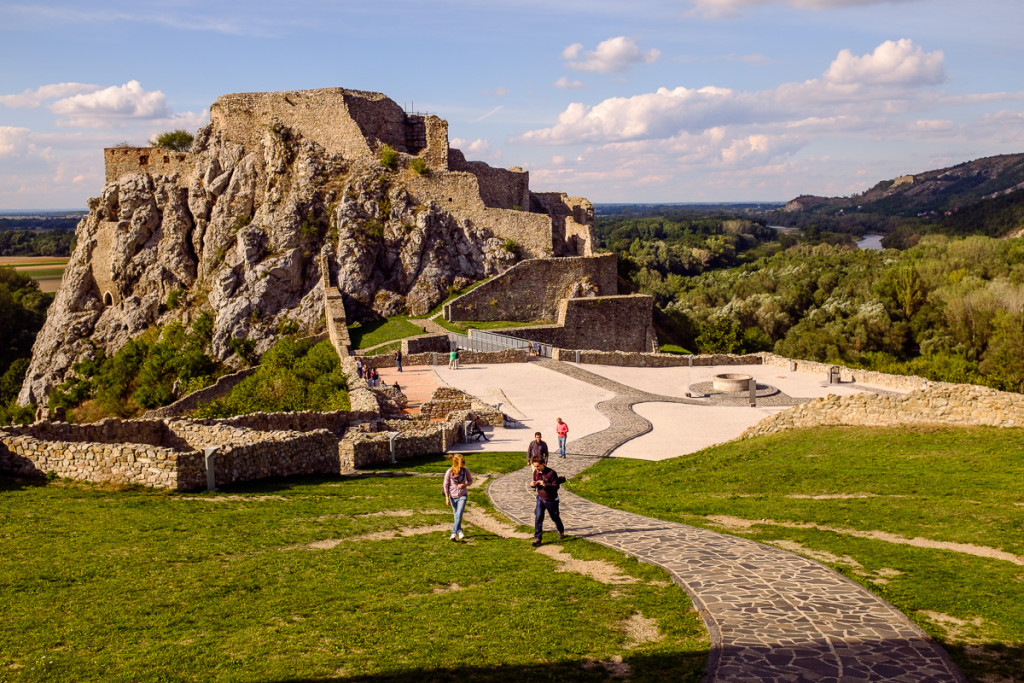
[[0, 126, 33, 158], [522, 40, 947, 147], [563, 36, 660, 73], [824, 39, 945, 87], [690, 0, 922, 18], [50, 80, 171, 128], [451, 137, 502, 161], [0, 83, 100, 109], [554, 76, 586, 90]]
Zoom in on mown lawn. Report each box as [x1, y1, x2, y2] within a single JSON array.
[[568, 425, 1024, 682], [348, 317, 424, 350], [0, 452, 707, 682]]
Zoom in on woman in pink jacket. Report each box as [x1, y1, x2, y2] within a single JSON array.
[[442, 454, 473, 541]]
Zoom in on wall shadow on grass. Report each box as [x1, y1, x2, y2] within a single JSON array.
[[277, 650, 707, 682]]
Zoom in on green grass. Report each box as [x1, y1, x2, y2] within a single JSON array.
[[569, 425, 1024, 681], [16, 267, 66, 279], [657, 344, 691, 355], [412, 278, 494, 320], [348, 317, 424, 350], [0, 464, 707, 681]]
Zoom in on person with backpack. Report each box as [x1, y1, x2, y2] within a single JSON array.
[[527, 454, 566, 547], [443, 454, 473, 541]]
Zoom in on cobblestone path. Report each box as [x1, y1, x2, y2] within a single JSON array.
[[488, 360, 966, 681]]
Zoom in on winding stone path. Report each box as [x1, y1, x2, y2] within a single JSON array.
[[487, 359, 966, 682]]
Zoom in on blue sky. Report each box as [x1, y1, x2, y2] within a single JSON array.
[[2, 0, 1022, 209]]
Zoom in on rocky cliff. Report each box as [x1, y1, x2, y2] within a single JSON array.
[[19, 87, 594, 406]]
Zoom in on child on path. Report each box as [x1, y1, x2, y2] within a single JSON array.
[[443, 454, 473, 541], [527, 455, 565, 546], [555, 417, 568, 459]]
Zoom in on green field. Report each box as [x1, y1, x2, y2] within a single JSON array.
[[569, 425, 1024, 681], [0, 452, 707, 682]]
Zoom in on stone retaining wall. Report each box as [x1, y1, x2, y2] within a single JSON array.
[[443, 253, 617, 322], [363, 348, 528, 366], [143, 368, 258, 418], [743, 384, 1024, 438], [499, 295, 656, 353], [402, 334, 450, 354]]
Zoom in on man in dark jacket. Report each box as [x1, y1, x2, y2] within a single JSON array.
[[527, 432, 548, 465], [528, 455, 566, 546]]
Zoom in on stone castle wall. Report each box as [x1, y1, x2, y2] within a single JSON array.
[[104, 147, 192, 184], [500, 295, 657, 353], [743, 384, 1024, 438], [443, 253, 618, 322], [449, 149, 530, 210], [533, 193, 595, 257]]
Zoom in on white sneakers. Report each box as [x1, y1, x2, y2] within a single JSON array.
[[450, 534, 456, 541], [458, 530, 465, 540]]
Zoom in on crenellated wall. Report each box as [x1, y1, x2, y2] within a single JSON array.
[[443, 253, 618, 322]]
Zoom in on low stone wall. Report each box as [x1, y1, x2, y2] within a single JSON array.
[[339, 417, 460, 469], [743, 384, 1024, 438], [0, 418, 342, 491], [0, 431, 203, 489], [192, 410, 350, 438], [363, 347, 528, 366], [757, 353, 941, 393], [443, 253, 617, 322], [550, 349, 764, 367], [420, 388, 503, 426]]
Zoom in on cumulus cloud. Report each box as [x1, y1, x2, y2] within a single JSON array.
[[825, 39, 945, 87], [690, 0, 922, 17], [563, 36, 660, 73], [451, 137, 501, 161], [554, 76, 586, 90], [522, 39, 946, 147], [50, 80, 171, 128], [0, 126, 33, 158], [0, 83, 100, 109]]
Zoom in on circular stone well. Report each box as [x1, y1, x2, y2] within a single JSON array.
[[713, 373, 753, 393]]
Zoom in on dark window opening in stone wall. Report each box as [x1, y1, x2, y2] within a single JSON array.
[[139, 155, 148, 165]]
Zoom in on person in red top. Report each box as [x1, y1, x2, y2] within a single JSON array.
[[555, 417, 569, 459], [527, 455, 566, 547]]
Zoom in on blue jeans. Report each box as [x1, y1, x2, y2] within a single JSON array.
[[557, 436, 567, 458], [450, 495, 467, 535], [534, 496, 564, 541]]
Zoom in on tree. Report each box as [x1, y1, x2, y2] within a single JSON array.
[[151, 129, 194, 152]]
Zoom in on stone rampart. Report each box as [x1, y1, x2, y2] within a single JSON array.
[[321, 251, 353, 356], [449, 149, 530, 209], [743, 385, 1024, 438], [444, 253, 618, 322], [104, 147, 192, 184], [500, 295, 657, 353], [402, 334, 450, 354]]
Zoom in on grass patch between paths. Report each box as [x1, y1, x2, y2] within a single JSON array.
[[348, 317, 424, 350]]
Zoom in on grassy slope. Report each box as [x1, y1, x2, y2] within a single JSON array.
[[0, 452, 707, 682], [568, 425, 1024, 681]]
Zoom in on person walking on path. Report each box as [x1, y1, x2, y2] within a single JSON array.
[[394, 348, 403, 372], [356, 358, 364, 380], [443, 454, 473, 541], [449, 347, 459, 370], [528, 455, 565, 547], [527, 432, 549, 465], [555, 417, 568, 459]]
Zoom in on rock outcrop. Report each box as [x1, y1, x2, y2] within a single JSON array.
[[19, 87, 595, 405]]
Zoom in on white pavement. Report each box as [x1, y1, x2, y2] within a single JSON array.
[[390, 359, 906, 460]]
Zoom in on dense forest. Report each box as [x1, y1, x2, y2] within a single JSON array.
[[0, 269, 53, 422], [0, 229, 76, 256]]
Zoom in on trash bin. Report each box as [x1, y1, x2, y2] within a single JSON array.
[[828, 366, 841, 384]]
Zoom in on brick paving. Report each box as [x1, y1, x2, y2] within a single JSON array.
[[487, 359, 966, 682]]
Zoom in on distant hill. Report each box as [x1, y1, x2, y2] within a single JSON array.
[[774, 153, 1024, 241]]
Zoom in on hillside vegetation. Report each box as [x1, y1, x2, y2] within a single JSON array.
[[653, 235, 1024, 391]]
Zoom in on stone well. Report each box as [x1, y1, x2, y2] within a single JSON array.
[[713, 373, 752, 393]]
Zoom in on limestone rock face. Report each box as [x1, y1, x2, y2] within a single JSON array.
[[19, 117, 515, 406]]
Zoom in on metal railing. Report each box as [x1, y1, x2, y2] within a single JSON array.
[[447, 330, 552, 358]]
